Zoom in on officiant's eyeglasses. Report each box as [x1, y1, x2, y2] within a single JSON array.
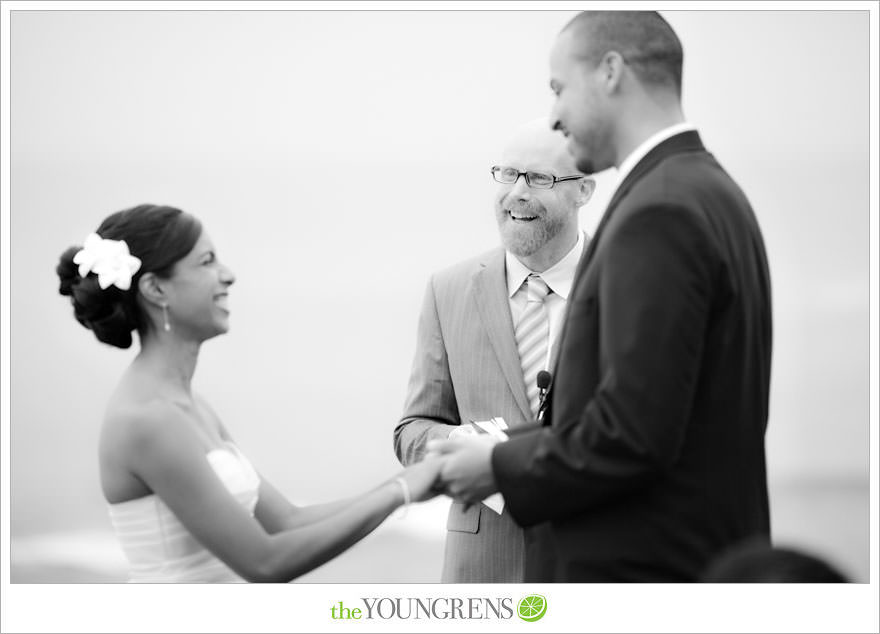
[[490, 165, 584, 190]]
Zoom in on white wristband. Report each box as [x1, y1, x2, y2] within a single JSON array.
[[393, 477, 411, 518]]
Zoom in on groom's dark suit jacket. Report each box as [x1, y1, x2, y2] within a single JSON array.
[[493, 131, 772, 582]]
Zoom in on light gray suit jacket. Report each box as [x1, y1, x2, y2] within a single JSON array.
[[394, 246, 554, 582]]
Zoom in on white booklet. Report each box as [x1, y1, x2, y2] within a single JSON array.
[[469, 417, 509, 514]]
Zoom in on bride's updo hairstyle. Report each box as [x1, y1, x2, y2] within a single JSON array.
[[57, 204, 202, 349]]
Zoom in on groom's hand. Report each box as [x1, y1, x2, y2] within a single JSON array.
[[427, 435, 499, 504]]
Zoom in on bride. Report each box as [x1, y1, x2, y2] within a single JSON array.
[[56, 203, 443, 583]]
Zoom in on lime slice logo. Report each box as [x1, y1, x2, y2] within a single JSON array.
[[517, 594, 547, 622]]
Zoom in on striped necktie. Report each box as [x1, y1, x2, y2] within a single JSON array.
[[515, 274, 551, 418]]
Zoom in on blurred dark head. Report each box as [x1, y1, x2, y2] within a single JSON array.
[[702, 539, 848, 583]]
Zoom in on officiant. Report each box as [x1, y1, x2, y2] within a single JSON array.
[[392, 118, 594, 583]]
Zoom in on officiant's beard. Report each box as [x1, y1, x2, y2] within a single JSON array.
[[496, 204, 566, 258]]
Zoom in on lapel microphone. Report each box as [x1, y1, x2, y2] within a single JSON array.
[[536, 370, 552, 423]]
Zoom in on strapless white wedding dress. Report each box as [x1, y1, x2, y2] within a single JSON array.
[[107, 442, 261, 583]]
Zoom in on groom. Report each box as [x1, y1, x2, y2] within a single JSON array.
[[431, 11, 773, 582]]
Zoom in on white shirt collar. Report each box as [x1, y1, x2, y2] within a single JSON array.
[[505, 231, 585, 300], [615, 122, 697, 188]]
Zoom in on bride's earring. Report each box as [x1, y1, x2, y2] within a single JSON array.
[[162, 303, 171, 332]]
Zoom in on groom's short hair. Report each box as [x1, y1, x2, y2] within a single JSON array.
[[562, 11, 684, 97]]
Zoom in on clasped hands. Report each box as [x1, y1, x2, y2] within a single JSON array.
[[423, 426, 501, 505]]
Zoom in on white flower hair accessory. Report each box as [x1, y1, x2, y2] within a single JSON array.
[[73, 233, 142, 291]]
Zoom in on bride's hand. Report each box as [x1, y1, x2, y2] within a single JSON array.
[[399, 455, 446, 503]]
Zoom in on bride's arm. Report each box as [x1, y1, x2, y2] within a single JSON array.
[[125, 404, 441, 582], [254, 481, 359, 533], [209, 412, 375, 533]]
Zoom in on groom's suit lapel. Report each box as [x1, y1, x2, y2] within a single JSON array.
[[574, 130, 706, 282], [472, 250, 533, 423], [544, 131, 707, 422]]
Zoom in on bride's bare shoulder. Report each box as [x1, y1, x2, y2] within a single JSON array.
[[102, 383, 191, 452]]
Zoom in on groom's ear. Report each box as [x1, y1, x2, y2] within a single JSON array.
[[137, 272, 167, 308], [599, 51, 626, 94]]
